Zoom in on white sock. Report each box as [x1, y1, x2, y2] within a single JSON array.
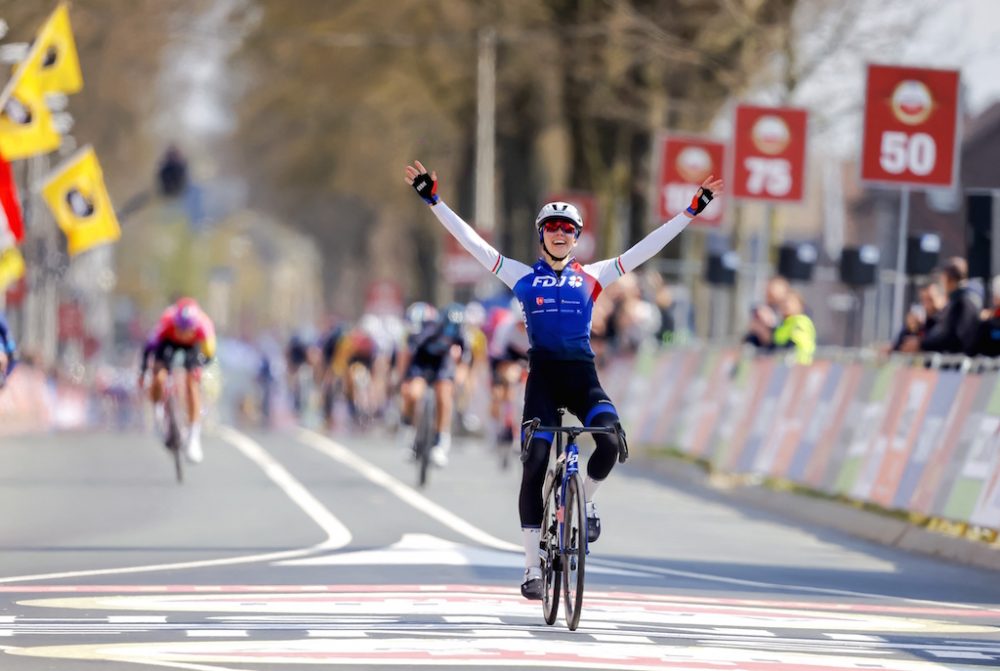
[[584, 475, 603, 502], [437, 432, 451, 450], [190, 420, 202, 442], [522, 527, 541, 570]]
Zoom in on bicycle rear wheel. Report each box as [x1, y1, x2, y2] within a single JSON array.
[[540, 470, 561, 625], [562, 472, 586, 630]]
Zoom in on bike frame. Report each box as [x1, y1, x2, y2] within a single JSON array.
[[526, 419, 627, 551]]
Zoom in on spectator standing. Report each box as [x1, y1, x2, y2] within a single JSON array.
[[976, 275, 1000, 356], [918, 257, 981, 355], [893, 282, 945, 352], [773, 290, 816, 364]]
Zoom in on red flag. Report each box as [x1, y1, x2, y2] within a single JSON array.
[[0, 152, 23, 244]]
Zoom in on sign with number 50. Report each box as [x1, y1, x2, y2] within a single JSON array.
[[861, 64, 960, 188], [733, 105, 808, 203]]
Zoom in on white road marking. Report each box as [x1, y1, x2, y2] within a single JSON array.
[[712, 627, 775, 636], [296, 428, 521, 551], [185, 630, 248, 638], [108, 617, 168, 624], [0, 428, 350, 584], [592, 634, 654, 644], [926, 650, 994, 659], [278, 532, 652, 576], [825, 633, 886, 642], [297, 429, 1000, 615]]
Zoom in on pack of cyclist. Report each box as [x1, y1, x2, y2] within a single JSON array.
[[3, 154, 717, 603]]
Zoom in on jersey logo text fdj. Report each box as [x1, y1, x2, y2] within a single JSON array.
[[531, 274, 580, 288]]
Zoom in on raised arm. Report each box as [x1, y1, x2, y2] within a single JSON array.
[[405, 161, 530, 289], [585, 176, 723, 288]]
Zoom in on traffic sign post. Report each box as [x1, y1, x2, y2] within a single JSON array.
[[732, 105, 808, 203], [860, 64, 961, 338], [656, 136, 726, 227], [732, 105, 809, 304]]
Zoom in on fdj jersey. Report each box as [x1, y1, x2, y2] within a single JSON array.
[[428, 200, 693, 362], [513, 260, 603, 361]]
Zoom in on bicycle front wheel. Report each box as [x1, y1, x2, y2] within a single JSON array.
[[165, 398, 183, 484], [540, 470, 561, 625], [416, 394, 435, 488], [562, 472, 586, 630]]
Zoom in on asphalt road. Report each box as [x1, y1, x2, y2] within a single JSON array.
[[1, 424, 999, 670]]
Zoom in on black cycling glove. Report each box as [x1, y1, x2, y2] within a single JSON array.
[[412, 172, 439, 205], [685, 186, 714, 216]]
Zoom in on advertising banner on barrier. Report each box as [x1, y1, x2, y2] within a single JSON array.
[[709, 355, 756, 468], [909, 376, 983, 516], [735, 361, 791, 473], [789, 364, 841, 482], [635, 350, 683, 445], [938, 373, 1000, 523], [722, 356, 777, 471], [803, 364, 867, 490], [893, 370, 962, 510], [763, 363, 831, 478], [868, 369, 937, 508], [650, 349, 705, 448], [832, 362, 901, 496], [970, 434, 1000, 529], [678, 349, 739, 457]]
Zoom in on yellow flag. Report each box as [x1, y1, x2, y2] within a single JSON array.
[[0, 246, 25, 290], [0, 71, 61, 160], [20, 3, 83, 95], [42, 146, 121, 256]]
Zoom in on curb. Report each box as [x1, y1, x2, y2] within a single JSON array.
[[633, 454, 1000, 573]]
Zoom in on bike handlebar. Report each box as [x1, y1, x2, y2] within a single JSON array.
[[521, 416, 629, 465]]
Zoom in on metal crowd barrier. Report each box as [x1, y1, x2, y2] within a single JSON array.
[[600, 343, 1000, 539]]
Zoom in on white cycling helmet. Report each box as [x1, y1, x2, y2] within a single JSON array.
[[535, 201, 583, 233]]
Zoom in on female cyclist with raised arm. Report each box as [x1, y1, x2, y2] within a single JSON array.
[[404, 160, 723, 599]]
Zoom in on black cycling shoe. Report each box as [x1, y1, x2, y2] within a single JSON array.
[[586, 501, 601, 543], [520, 568, 543, 600]]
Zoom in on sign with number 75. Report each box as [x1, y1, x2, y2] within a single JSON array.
[[732, 105, 808, 203]]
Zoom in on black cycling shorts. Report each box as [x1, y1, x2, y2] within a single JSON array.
[[406, 351, 457, 383], [153, 341, 202, 371], [521, 358, 617, 441]]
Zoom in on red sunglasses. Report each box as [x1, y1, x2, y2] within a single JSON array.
[[541, 220, 578, 234]]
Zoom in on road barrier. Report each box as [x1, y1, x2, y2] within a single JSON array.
[[0, 367, 97, 437], [603, 345, 1000, 536]]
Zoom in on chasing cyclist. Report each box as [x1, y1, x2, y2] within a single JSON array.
[[488, 299, 530, 460], [397, 301, 467, 466], [138, 297, 216, 463], [405, 160, 722, 599]]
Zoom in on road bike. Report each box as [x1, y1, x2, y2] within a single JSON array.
[[161, 366, 186, 484], [412, 384, 437, 488], [523, 411, 628, 631]]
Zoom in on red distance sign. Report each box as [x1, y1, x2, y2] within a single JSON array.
[[732, 105, 808, 202], [861, 64, 960, 188], [657, 136, 725, 227]]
